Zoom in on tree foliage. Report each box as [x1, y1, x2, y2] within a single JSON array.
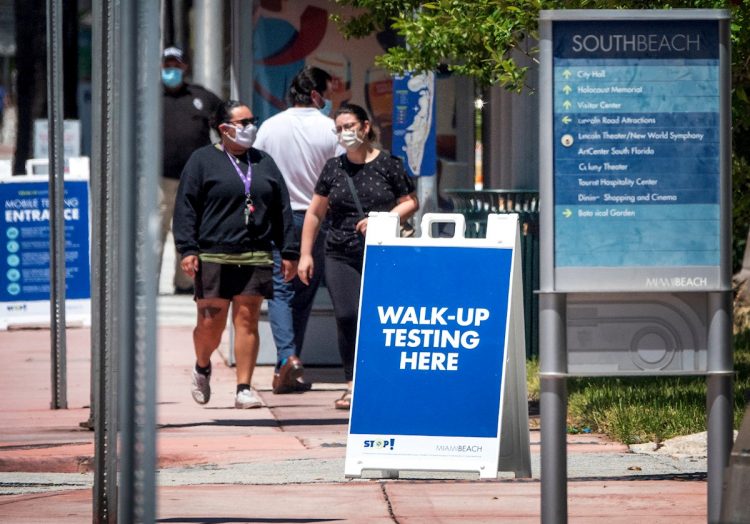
[[333, 0, 750, 271], [333, 0, 749, 135], [332, 0, 542, 91]]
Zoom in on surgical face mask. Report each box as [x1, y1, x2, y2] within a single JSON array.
[[229, 123, 257, 148], [338, 128, 363, 150], [318, 97, 333, 117], [161, 67, 183, 88]]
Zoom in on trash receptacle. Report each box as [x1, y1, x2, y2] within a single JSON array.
[[445, 190, 539, 359]]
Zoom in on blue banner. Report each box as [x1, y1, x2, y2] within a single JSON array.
[[391, 73, 437, 177]]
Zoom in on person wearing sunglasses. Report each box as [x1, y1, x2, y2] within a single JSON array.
[[173, 100, 298, 409]]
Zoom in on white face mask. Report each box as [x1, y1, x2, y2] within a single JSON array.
[[338, 129, 363, 150], [229, 123, 257, 148]]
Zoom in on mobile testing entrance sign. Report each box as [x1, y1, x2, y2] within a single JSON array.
[[539, 9, 732, 522], [345, 212, 530, 479], [0, 175, 91, 329]]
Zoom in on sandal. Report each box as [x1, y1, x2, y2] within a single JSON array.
[[334, 389, 352, 410]]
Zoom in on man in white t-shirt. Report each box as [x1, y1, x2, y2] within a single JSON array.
[[255, 66, 344, 393]]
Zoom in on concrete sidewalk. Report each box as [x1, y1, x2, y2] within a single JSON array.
[[0, 305, 710, 522]]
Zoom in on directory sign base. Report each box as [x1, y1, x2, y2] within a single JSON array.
[[345, 213, 530, 479], [567, 292, 708, 376]]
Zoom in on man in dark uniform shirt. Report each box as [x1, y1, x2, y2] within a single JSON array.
[[160, 46, 222, 294]]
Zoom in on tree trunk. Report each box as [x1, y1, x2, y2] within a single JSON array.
[[13, 0, 46, 175], [63, 0, 79, 119], [13, 0, 78, 175]]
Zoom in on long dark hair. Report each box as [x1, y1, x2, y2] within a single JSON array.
[[211, 100, 245, 133], [334, 103, 377, 142], [288, 66, 332, 106]]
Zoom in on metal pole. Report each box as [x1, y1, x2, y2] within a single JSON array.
[[117, 0, 161, 521], [537, 16, 566, 520], [230, 0, 254, 102], [540, 292, 567, 524], [414, 176, 436, 235], [91, 0, 119, 520], [173, 0, 188, 51], [46, 0, 67, 410], [226, 0, 255, 366], [706, 291, 733, 523], [194, 0, 224, 96], [707, 16, 734, 523]]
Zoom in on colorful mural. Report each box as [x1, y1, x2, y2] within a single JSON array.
[[252, 0, 394, 149]]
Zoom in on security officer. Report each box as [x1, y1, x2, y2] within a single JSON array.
[[160, 46, 222, 294]]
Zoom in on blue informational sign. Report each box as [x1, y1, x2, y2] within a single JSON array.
[[552, 20, 722, 287], [0, 179, 91, 304], [351, 246, 512, 438], [391, 72, 437, 177], [344, 212, 530, 479], [351, 245, 511, 438]]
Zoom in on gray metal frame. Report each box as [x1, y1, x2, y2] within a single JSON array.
[[115, 0, 161, 521], [230, 0, 254, 102], [539, 9, 732, 523], [45, 0, 67, 410], [91, 0, 118, 520]]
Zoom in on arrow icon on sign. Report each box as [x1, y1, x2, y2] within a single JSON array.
[[562, 115, 572, 124], [563, 209, 572, 218], [562, 100, 572, 110], [563, 70, 572, 79], [563, 85, 572, 94]]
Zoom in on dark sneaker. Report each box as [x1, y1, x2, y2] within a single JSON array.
[[191, 368, 211, 405], [273, 373, 313, 394], [291, 377, 312, 392], [272, 356, 305, 394]]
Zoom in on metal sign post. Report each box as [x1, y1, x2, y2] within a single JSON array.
[[91, 0, 118, 520], [539, 9, 732, 523], [116, 0, 161, 521], [45, 0, 67, 410]]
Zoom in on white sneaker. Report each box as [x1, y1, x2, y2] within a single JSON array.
[[191, 369, 211, 405], [235, 388, 263, 409]]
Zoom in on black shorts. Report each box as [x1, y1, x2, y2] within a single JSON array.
[[194, 261, 274, 300]]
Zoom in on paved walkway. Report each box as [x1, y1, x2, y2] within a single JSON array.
[[0, 300, 710, 522]]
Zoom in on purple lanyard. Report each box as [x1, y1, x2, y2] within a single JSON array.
[[222, 145, 252, 195]]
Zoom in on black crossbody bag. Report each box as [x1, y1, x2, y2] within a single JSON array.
[[344, 172, 415, 238]]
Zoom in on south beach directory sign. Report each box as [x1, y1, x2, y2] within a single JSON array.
[[544, 10, 730, 292], [538, 11, 733, 521]]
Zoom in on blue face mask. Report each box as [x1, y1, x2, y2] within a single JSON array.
[[318, 97, 333, 117], [162, 67, 183, 88]]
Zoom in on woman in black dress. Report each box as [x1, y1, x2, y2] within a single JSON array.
[[298, 103, 418, 409]]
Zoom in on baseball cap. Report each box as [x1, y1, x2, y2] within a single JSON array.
[[162, 46, 186, 63]]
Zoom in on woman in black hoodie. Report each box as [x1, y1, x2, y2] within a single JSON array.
[[174, 100, 299, 409]]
